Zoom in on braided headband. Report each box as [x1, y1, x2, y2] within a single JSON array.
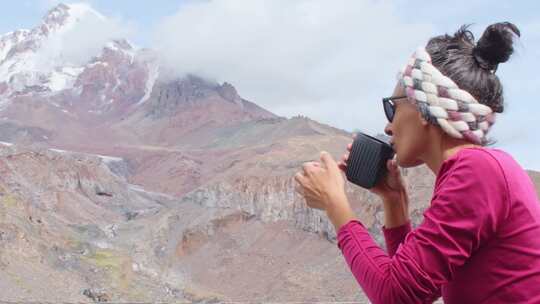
[[397, 47, 496, 145]]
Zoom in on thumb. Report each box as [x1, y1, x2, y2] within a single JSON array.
[[320, 151, 339, 173], [386, 159, 402, 177], [386, 159, 406, 187]]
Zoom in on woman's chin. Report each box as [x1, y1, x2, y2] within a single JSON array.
[[395, 153, 424, 168]]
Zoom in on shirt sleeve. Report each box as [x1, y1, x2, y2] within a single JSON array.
[[336, 151, 508, 304], [382, 221, 412, 257]]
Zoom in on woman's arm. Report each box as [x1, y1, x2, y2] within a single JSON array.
[[326, 192, 412, 257], [382, 189, 410, 228], [381, 190, 412, 256], [325, 194, 357, 231], [329, 152, 507, 303], [339, 136, 412, 255]]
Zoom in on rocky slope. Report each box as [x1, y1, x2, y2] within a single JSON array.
[[0, 142, 426, 303], [0, 144, 178, 302]]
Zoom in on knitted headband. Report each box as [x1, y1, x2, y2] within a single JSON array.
[[397, 47, 496, 145]]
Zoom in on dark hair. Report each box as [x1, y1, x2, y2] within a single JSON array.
[[425, 22, 520, 113]]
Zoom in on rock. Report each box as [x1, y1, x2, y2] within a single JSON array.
[[82, 288, 110, 302]]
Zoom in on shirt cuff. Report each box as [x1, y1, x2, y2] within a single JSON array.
[[337, 218, 363, 235], [336, 219, 365, 249]]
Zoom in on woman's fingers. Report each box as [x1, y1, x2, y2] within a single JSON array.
[[383, 159, 407, 190], [302, 162, 318, 175], [338, 161, 347, 172], [338, 152, 350, 173], [339, 135, 355, 172], [341, 152, 349, 163], [295, 171, 307, 186], [294, 183, 304, 196], [339, 142, 353, 173]]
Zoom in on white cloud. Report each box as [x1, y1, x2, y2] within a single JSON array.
[[151, 0, 539, 170], [35, 2, 134, 70], [153, 0, 434, 135], [38, 0, 79, 10]]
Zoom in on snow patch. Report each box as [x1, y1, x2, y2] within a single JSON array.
[[94, 240, 111, 249], [97, 155, 123, 163], [63, 66, 84, 75], [128, 184, 146, 192], [128, 184, 175, 200], [49, 148, 123, 164], [43, 66, 83, 91], [138, 63, 159, 105], [50, 148, 67, 153], [0, 38, 14, 63], [105, 41, 136, 62], [48, 70, 70, 91], [87, 61, 108, 68], [0, 30, 30, 63], [0, 141, 13, 146]]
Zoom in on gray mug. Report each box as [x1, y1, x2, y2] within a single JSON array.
[[345, 132, 395, 189]]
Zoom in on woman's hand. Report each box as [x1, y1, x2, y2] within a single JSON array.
[[338, 134, 410, 228], [337, 134, 408, 202], [294, 151, 347, 211], [295, 151, 357, 230]]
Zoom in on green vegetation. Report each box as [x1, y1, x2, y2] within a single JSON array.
[[82, 249, 133, 290]]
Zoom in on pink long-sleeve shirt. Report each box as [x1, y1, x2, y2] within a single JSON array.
[[337, 147, 540, 303]]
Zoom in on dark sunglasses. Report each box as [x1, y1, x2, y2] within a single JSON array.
[[382, 95, 408, 122]]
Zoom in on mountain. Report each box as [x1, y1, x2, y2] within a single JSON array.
[[0, 3, 538, 303], [0, 4, 105, 98], [0, 3, 276, 149]]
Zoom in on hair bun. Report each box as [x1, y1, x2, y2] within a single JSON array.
[[473, 22, 520, 71]]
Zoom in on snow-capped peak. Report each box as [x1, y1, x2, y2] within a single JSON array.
[[0, 2, 139, 100], [42, 3, 106, 34], [0, 2, 161, 116], [0, 2, 110, 73]]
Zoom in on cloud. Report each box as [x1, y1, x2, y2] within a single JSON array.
[[153, 0, 434, 134], [35, 2, 135, 69], [38, 0, 81, 10], [151, 0, 539, 170]]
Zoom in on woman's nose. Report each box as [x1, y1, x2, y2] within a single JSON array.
[[384, 122, 393, 136]]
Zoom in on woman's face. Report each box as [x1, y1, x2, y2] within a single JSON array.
[[384, 83, 430, 168]]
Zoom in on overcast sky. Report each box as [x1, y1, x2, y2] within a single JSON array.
[[2, 0, 539, 170]]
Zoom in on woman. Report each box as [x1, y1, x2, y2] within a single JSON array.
[[294, 22, 540, 303]]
